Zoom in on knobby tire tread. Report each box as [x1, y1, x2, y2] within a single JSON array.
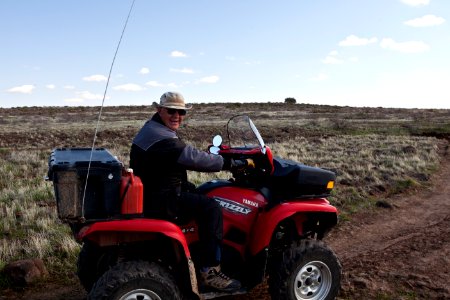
[[88, 260, 182, 300], [268, 239, 341, 300]]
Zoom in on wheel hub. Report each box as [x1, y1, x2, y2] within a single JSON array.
[[294, 261, 332, 300], [119, 289, 162, 300]]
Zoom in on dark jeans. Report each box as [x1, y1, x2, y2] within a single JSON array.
[[147, 191, 223, 267], [176, 192, 223, 267]]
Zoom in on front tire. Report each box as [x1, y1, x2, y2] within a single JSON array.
[[88, 260, 182, 300], [269, 239, 341, 300]]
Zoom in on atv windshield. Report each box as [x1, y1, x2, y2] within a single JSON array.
[[226, 115, 265, 152]]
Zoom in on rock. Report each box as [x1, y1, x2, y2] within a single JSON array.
[[2, 258, 49, 286]]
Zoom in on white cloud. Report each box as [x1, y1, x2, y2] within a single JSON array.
[[310, 73, 329, 81], [197, 75, 220, 84], [83, 74, 107, 82], [404, 14, 445, 27], [7, 84, 35, 94], [380, 38, 430, 53], [400, 0, 430, 6], [322, 50, 345, 64], [170, 50, 187, 57], [64, 85, 75, 90], [139, 67, 150, 74], [145, 81, 164, 87], [339, 35, 378, 47], [113, 83, 145, 91], [170, 68, 195, 74], [226, 56, 237, 61], [77, 91, 105, 100], [322, 56, 344, 64], [46, 84, 56, 89]]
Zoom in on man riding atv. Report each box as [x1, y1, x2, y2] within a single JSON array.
[[130, 91, 247, 292], [48, 98, 341, 299]]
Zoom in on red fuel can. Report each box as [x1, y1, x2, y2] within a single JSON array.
[[120, 169, 144, 214]]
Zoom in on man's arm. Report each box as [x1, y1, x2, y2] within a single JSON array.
[[177, 145, 224, 172]]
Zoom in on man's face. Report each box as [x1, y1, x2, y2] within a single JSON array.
[[158, 107, 186, 131]]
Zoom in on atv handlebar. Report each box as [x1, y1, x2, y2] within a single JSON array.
[[246, 158, 256, 168], [223, 158, 255, 171], [232, 158, 255, 170], [208, 137, 272, 175]]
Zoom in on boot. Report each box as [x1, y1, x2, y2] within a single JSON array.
[[200, 265, 241, 292]]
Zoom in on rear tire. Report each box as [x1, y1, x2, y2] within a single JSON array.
[[88, 260, 182, 300], [268, 239, 341, 300]]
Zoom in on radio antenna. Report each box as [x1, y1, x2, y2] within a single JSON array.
[[81, 0, 136, 221]]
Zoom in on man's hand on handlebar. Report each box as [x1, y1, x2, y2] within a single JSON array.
[[223, 158, 255, 171]]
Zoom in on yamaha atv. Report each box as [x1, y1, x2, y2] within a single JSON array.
[[47, 115, 341, 300]]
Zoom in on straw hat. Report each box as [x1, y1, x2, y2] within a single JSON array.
[[153, 92, 192, 110]]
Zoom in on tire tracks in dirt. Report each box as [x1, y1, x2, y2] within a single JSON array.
[[326, 141, 450, 299]]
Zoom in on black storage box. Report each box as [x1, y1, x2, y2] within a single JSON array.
[[48, 148, 122, 221], [271, 157, 336, 199]]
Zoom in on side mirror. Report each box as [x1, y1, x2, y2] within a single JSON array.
[[209, 135, 223, 155], [209, 146, 220, 155], [212, 135, 222, 147]]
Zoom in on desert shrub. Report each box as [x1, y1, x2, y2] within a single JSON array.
[[284, 97, 296, 104]]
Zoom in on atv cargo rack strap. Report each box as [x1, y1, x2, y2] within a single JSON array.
[[81, 0, 136, 221]]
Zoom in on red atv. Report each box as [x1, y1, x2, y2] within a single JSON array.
[[48, 115, 341, 300]]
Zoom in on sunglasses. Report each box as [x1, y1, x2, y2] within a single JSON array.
[[166, 108, 187, 116]]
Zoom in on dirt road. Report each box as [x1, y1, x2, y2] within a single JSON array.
[[325, 144, 450, 300], [3, 146, 449, 300]]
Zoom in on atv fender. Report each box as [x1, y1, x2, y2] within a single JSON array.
[[77, 219, 200, 297], [77, 219, 191, 256], [249, 199, 338, 256]]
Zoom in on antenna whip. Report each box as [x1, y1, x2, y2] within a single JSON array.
[[81, 0, 136, 221]]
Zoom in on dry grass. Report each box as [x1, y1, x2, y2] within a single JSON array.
[[0, 149, 79, 275], [0, 135, 441, 276], [0, 103, 448, 288]]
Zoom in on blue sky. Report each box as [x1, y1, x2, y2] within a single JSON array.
[[1, 0, 449, 108]]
